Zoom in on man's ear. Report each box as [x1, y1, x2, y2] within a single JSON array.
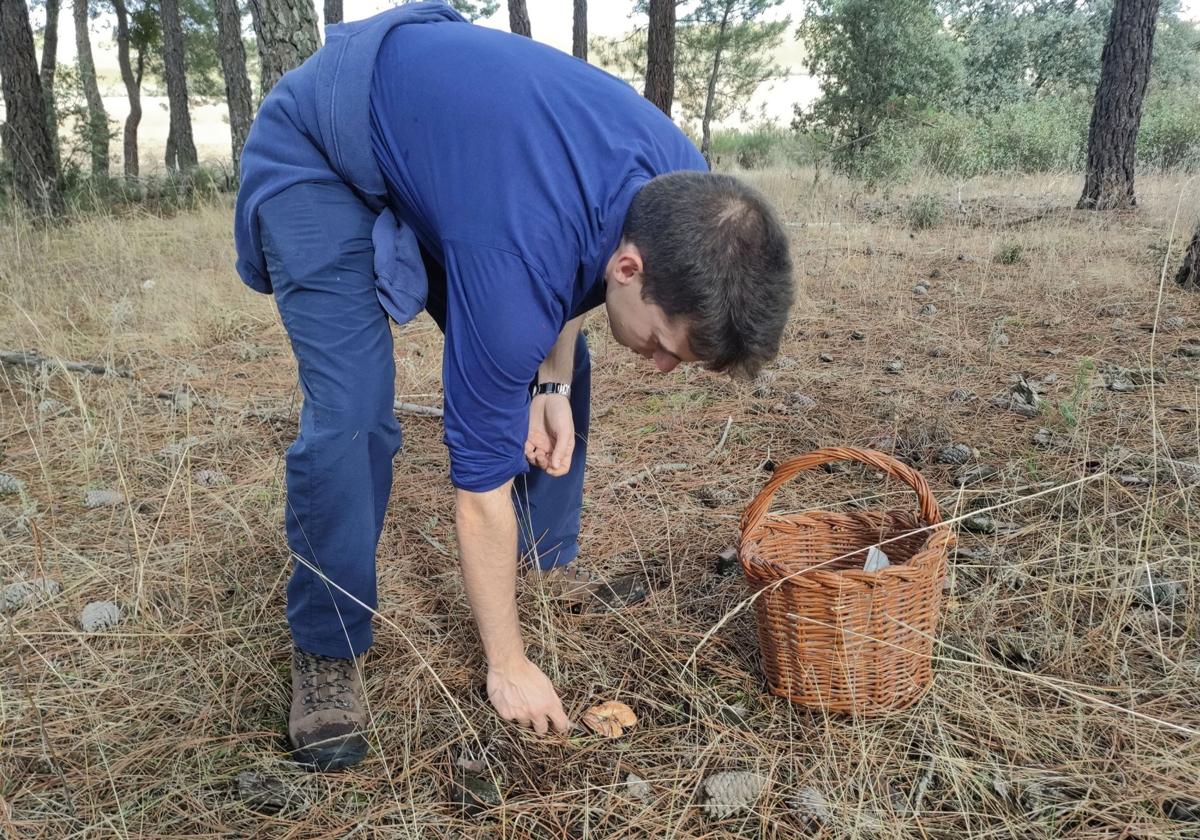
[[613, 241, 643, 286]]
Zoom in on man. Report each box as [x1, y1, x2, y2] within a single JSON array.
[[234, 2, 793, 772]]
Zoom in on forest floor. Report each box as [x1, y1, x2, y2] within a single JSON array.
[[1, 170, 1198, 838]]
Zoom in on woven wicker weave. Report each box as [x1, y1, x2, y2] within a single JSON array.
[[738, 447, 952, 715]]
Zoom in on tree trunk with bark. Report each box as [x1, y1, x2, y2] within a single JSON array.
[[112, 0, 142, 177], [699, 1, 733, 167], [644, 0, 675, 117], [508, 0, 531, 37], [1178, 224, 1200, 290], [0, 0, 63, 215], [572, 0, 587, 60], [216, 0, 254, 176], [73, 0, 109, 175], [250, 0, 321, 97], [160, 0, 197, 170], [40, 0, 60, 149], [324, 0, 342, 26], [1077, 0, 1160, 210]]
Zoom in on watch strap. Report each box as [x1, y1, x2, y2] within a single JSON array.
[[532, 382, 571, 398]]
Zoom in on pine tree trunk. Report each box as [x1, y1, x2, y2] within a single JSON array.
[[644, 0, 675, 116], [1177, 224, 1200, 290], [572, 0, 587, 60], [40, 0, 60, 152], [508, 0, 531, 37], [216, 0, 254, 176], [160, 0, 198, 170], [113, 0, 141, 178], [1077, 0, 1160, 210], [699, 3, 733, 167], [73, 0, 109, 176], [324, 0, 342, 26], [0, 0, 63, 216], [250, 0, 321, 97]]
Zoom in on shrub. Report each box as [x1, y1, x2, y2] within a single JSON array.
[[907, 194, 944, 230], [1138, 89, 1200, 172], [995, 242, 1023, 264]]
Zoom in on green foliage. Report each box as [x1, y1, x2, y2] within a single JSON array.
[[1137, 88, 1200, 171], [906, 194, 943, 230], [995, 242, 1023, 264], [444, 0, 500, 21], [591, 1, 790, 129], [797, 0, 963, 157], [707, 125, 816, 168], [57, 164, 235, 217]]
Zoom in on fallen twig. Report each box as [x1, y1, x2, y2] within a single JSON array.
[[394, 401, 444, 418], [1, 349, 131, 378], [708, 417, 733, 460], [613, 462, 693, 489]]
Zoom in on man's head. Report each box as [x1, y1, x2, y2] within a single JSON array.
[[604, 171, 794, 378]]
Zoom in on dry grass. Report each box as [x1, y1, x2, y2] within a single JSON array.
[[2, 170, 1199, 838]]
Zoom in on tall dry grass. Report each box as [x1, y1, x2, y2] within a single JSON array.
[[1, 171, 1198, 837]]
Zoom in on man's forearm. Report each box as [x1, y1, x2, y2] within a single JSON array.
[[455, 483, 523, 667], [538, 315, 584, 384]]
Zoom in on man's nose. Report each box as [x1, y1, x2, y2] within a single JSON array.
[[653, 350, 680, 373]]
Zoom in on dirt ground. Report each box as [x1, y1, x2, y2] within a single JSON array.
[[1, 169, 1198, 837]]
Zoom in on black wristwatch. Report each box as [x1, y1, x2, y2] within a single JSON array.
[[532, 382, 571, 398]]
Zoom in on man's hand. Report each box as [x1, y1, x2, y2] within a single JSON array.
[[487, 656, 571, 735], [525, 394, 574, 477]]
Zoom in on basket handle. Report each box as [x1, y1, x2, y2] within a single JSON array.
[[740, 446, 943, 535]]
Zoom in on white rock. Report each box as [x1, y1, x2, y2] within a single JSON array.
[[864, 546, 891, 572], [141, 279, 157, 290], [625, 772, 651, 803], [3, 577, 61, 611], [193, 469, 229, 487], [84, 489, 124, 508], [80, 601, 121, 632], [0, 473, 25, 496]]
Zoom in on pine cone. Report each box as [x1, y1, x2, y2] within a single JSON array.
[[703, 770, 768, 819]]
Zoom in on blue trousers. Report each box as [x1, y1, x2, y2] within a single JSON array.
[[258, 181, 589, 659]]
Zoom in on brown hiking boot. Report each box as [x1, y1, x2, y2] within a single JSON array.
[[289, 646, 368, 771], [529, 564, 651, 611]]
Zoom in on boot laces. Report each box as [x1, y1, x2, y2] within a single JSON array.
[[296, 650, 357, 713]]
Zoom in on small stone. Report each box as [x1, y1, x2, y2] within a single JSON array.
[[955, 465, 998, 486], [1118, 473, 1150, 487], [84, 489, 124, 508], [948, 388, 973, 403], [703, 770, 769, 819], [4, 577, 62, 611], [851, 330, 866, 341], [715, 547, 740, 576], [913, 284, 929, 297], [885, 359, 905, 374], [818, 352, 834, 363], [0, 473, 25, 496], [995, 332, 1010, 347], [80, 601, 121, 632], [1041, 372, 1059, 385], [1097, 303, 1128, 317], [790, 785, 833, 827], [1032, 428, 1053, 447], [625, 773, 652, 804], [193, 469, 229, 487], [235, 771, 294, 814], [936, 443, 975, 465], [158, 436, 201, 461], [1135, 572, 1184, 610], [963, 514, 998, 534], [1163, 799, 1200, 822], [919, 303, 938, 316], [141, 279, 157, 291]]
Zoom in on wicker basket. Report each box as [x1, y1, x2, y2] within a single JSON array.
[[738, 447, 952, 715]]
